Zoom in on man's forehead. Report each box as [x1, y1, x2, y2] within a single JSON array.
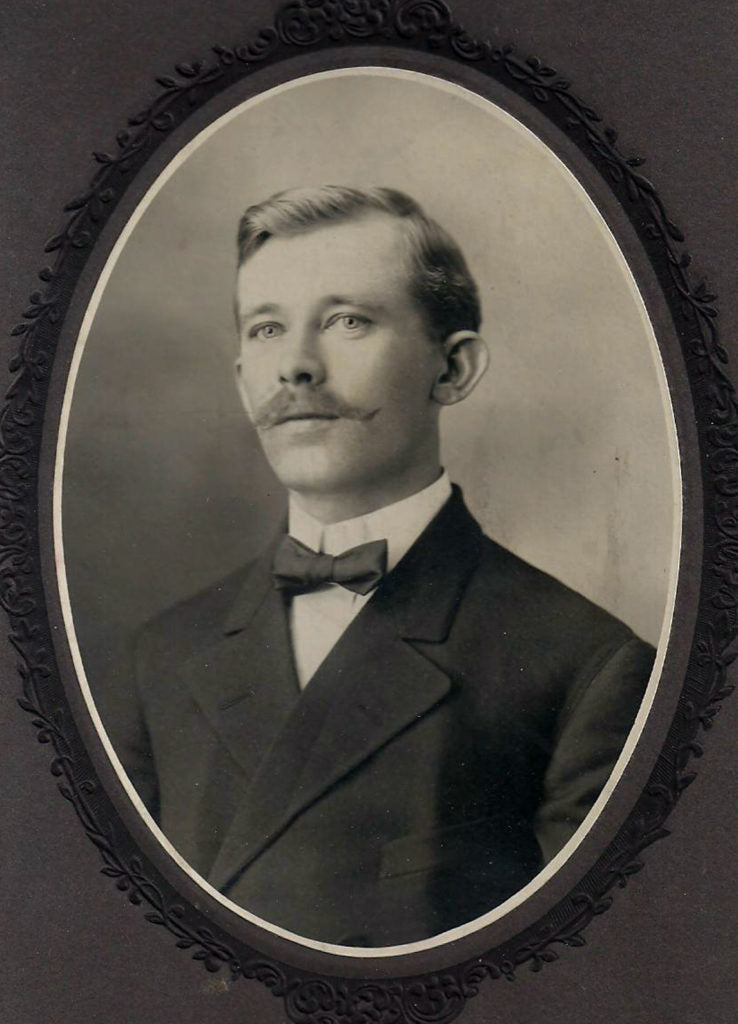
[[236, 213, 412, 300]]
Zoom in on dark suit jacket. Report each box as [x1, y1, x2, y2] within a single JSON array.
[[101, 487, 654, 946]]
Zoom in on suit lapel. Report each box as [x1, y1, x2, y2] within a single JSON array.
[[209, 486, 484, 893], [283, 604, 452, 822], [209, 599, 451, 891], [178, 540, 300, 782]]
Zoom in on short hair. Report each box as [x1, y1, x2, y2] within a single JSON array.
[[236, 185, 481, 341]]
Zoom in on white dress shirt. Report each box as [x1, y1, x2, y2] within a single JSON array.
[[287, 471, 452, 687]]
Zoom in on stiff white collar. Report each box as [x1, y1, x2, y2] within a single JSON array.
[[288, 471, 452, 574]]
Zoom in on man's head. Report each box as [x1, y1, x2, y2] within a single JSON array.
[[234, 185, 489, 521]]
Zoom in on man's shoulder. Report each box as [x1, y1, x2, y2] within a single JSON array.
[[471, 530, 649, 653], [442, 529, 656, 716], [427, 485, 647, 650], [137, 558, 263, 663]]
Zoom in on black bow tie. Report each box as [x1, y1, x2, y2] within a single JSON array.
[[272, 535, 388, 596]]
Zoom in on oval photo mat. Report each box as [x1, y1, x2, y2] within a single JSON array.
[[6, 1, 732, 1017], [56, 66, 679, 955]]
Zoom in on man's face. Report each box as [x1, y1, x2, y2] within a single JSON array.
[[235, 214, 446, 510]]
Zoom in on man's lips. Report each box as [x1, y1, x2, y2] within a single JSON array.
[[271, 412, 341, 426]]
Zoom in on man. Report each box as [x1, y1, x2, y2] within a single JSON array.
[[105, 185, 654, 947]]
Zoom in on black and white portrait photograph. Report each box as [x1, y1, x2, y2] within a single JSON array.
[[5, 3, 738, 1023], [56, 69, 679, 953]]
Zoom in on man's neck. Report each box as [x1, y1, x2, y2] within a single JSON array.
[[288, 464, 444, 525]]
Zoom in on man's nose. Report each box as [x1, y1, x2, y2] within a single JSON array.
[[278, 328, 326, 387]]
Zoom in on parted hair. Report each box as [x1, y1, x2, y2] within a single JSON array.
[[236, 185, 481, 341]]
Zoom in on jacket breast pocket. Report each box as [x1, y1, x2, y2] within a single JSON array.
[[379, 817, 501, 880]]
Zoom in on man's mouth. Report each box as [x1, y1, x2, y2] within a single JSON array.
[[271, 412, 341, 426]]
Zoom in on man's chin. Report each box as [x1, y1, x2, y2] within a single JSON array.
[[264, 449, 368, 498]]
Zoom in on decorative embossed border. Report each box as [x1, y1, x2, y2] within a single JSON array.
[[4, 1, 736, 1021]]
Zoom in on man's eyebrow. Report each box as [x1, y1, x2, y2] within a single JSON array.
[[238, 302, 282, 324], [322, 295, 384, 313]]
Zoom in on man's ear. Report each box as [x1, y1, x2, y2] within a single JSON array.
[[234, 356, 255, 421], [431, 330, 489, 406]]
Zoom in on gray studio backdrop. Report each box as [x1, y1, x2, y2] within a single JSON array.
[[61, 69, 677, 683]]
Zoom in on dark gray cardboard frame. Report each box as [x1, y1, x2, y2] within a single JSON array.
[[2, 2, 737, 1023]]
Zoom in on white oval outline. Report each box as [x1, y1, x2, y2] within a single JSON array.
[[53, 66, 682, 959]]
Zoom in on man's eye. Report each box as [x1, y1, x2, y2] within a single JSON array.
[[325, 314, 371, 335], [249, 322, 283, 341]]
